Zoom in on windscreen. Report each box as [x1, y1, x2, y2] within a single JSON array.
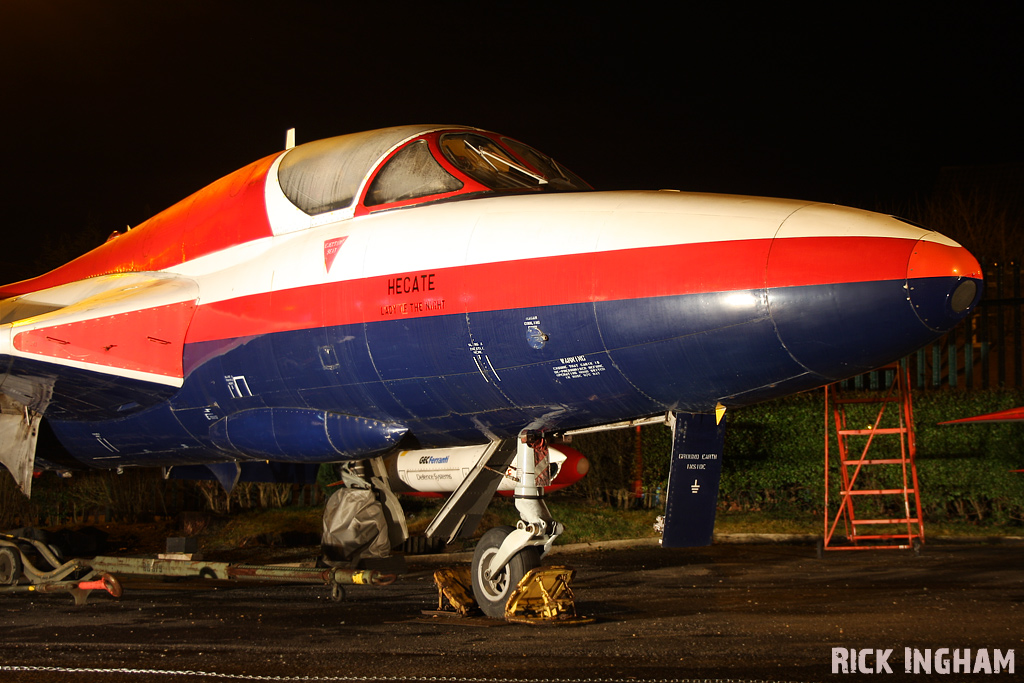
[[439, 133, 590, 192]]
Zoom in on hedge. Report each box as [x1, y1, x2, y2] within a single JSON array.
[[570, 389, 1024, 525]]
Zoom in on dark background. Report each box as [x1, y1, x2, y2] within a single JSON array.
[[2, 2, 1021, 280]]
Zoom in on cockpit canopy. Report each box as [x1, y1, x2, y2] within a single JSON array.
[[277, 125, 590, 217]]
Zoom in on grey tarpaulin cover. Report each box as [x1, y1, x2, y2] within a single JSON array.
[[321, 487, 391, 565]]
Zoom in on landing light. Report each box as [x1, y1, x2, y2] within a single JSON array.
[[950, 280, 977, 314]]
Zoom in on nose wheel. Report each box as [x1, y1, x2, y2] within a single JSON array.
[[471, 526, 540, 618]]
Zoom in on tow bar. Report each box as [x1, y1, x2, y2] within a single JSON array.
[[0, 532, 395, 605]]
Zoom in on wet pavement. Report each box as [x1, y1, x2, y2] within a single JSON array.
[[1, 538, 1022, 682]]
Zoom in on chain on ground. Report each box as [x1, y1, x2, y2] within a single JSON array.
[[0, 665, 814, 683]]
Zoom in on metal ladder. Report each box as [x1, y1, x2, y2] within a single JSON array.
[[823, 362, 924, 552]]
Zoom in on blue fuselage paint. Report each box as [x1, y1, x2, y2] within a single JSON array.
[[46, 273, 974, 468]]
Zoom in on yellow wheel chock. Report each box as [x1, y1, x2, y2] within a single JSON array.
[[432, 564, 593, 624], [504, 565, 593, 624], [432, 566, 476, 616]]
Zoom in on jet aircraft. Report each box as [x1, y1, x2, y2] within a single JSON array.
[[0, 125, 982, 616]]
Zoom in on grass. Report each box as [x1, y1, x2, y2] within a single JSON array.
[[201, 507, 322, 551], [714, 510, 820, 535], [484, 497, 663, 544]]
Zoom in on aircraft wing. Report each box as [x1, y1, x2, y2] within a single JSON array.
[[939, 407, 1024, 424], [0, 273, 199, 495], [0, 272, 199, 397], [939, 407, 1024, 472]]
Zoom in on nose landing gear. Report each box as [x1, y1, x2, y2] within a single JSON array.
[[471, 525, 541, 617], [423, 430, 582, 621], [471, 431, 563, 618]]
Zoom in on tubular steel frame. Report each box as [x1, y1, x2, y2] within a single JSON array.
[[824, 362, 925, 551]]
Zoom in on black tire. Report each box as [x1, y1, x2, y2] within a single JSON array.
[[0, 547, 23, 585], [471, 526, 541, 618]]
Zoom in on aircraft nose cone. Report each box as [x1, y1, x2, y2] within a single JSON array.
[[906, 234, 983, 332], [765, 205, 984, 381]]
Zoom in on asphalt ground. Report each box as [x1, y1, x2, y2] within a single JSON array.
[[1, 538, 1022, 683]]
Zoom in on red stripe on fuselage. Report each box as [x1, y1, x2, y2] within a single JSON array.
[[186, 235, 921, 344]]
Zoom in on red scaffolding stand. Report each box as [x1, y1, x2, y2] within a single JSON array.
[[823, 362, 924, 552]]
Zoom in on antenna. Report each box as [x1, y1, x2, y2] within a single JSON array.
[[285, 128, 296, 150]]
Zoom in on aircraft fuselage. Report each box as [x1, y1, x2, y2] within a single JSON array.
[[0, 126, 981, 475]]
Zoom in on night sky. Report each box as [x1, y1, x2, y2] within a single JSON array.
[[2, 2, 1021, 281]]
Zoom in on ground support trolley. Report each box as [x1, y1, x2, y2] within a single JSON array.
[[0, 531, 394, 605]]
